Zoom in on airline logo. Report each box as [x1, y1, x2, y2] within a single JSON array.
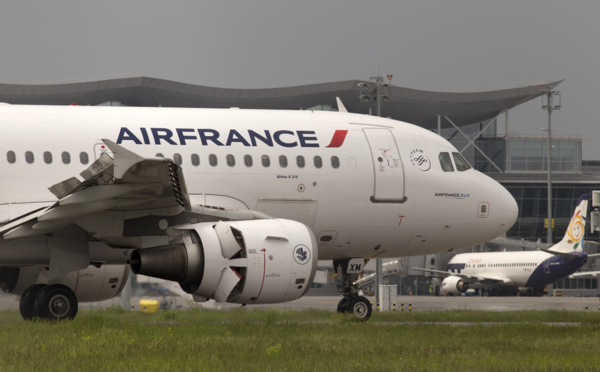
[[434, 193, 471, 199], [293, 245, 311, 265], [566, 208, 585, 250], [409, 149, 431, 171], [116, 127, 349, 148]]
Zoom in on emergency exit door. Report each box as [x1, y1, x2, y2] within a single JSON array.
[[363, 128, 406, 203]]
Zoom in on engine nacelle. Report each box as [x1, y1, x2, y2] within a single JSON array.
[[130, 219, 317, 304], [441, 276, 469, 295], [0, 264, 130, 302]]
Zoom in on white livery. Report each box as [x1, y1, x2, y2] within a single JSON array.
[[0, 104, 518, 320]]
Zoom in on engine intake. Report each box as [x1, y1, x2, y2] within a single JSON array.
[[441, 276, 469, 295]]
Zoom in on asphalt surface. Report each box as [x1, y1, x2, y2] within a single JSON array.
[[248, 295, 600, 312], [2, 292, 600, 313]]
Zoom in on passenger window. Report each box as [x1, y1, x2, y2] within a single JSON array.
[[452, 152, 471, 171], [79, 152, 89, 165], [244, 155, 253, 167], [62, 151, 71, 164], [279, 155, 288, 168], [174, 153, 182, 166], [314, 156, 323, 169], [43, 151, 52, 164], [25, 151, 34, 164], [439, 152, 454, 172], [296, 156, 305, 168], [261, 155, 270, 168], [7, 151, 15, 164], [227, 154, 235, 167], [331, 156, 340, 169], [191, 154, 200, 166], [209, 154, 218, 167]]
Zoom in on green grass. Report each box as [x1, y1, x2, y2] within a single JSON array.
[[1, 308, 600, 371]]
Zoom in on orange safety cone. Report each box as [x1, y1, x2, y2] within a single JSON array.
[[409, 290, 412, 297]]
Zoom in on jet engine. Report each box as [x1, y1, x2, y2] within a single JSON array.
[[0, 264, 130, 302], [130, 219, 317, 304], [441, 276, 469, 295]]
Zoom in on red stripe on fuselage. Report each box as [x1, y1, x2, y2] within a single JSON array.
[[326, 130, 348, 148]]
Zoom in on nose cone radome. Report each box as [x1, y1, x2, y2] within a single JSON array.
[[498, 183, 518, 236]]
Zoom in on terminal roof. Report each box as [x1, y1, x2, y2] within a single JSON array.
[[0, 77, 562, 129]]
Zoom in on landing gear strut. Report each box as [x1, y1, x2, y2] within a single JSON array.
[[334, 259, 372, 321], [19, 284, 78, 321]]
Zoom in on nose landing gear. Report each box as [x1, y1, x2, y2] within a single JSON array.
[[334, 259, 372, 321]]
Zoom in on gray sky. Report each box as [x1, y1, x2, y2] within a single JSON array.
[[1, 1, 598, 158]]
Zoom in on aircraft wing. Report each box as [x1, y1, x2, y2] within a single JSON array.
[[411, 267, 453, 277], [411, 267, 512, 285], [1, 140, 266, 246], [569, 271, 600, 278]]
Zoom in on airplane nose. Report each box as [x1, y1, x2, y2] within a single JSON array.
[[498, 186, 518, 235]]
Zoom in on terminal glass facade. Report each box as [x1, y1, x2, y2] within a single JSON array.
[[504, 185, 594, 243], [505, 137, 581, 173], [473, 136, 582, 174], [443, 120, 582, 174], [554, 277, 598, 290]]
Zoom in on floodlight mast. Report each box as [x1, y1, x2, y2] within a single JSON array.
[[357, 75, 392, 117], [542, 88, 561, 245]]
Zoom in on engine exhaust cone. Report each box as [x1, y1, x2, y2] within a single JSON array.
[[130, 244, 189, 282]]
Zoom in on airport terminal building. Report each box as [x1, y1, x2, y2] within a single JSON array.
[[2, 77, 598, 294]]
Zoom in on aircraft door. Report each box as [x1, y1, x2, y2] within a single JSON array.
[[363, 128, 406, 203]]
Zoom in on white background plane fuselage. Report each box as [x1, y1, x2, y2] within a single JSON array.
[[445, 250, 587, 289], [0, 105, 517, 261]]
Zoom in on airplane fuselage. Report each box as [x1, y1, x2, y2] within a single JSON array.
[[447, 251, 587, 288], [0, 104, 517, 261]]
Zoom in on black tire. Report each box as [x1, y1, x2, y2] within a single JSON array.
[[337, 298, 350, 313], [34, 284, 78, 321], [348, 296, 372, 321], [19, 284, 46, 321]]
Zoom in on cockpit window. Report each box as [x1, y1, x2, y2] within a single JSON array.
[[439, 152, 454, 172], [452, 152, 472, 171]]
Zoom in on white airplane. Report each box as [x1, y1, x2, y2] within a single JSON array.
[[414, 195, 591, 296], [0, 104, 518, 320]]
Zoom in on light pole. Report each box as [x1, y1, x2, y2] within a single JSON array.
[[542, 89, 561, 244], [358, 75, 392, 307], [358, 76, 391, 116]]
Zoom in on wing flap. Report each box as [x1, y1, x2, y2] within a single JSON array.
[[3, 140, 191, 240]]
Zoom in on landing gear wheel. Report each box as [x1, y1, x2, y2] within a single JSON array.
[[348, 296, 372, 321], [19, 284, 46, 321], [34, 284, 78, 321], [337, 298, 350, 313]]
